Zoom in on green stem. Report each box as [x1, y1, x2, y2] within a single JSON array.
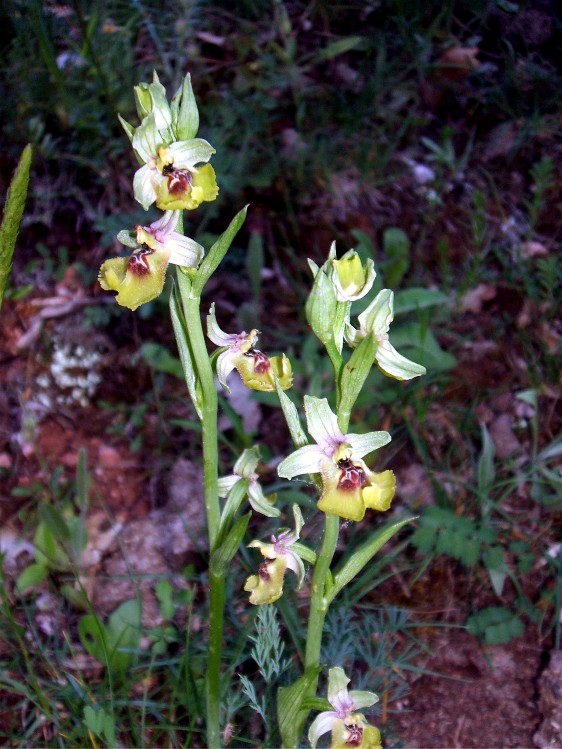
[[176, 270, 223, 747], [304, 513, 340, 669]]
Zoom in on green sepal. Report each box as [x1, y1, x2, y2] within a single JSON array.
[[305, 263, 338, 346], [15, 562, 49, 594], [290, 542, 317, 566], [172, 72, 199, 140], [277, 665, 322, 749], [326, 517, 415, 606], [216, 478, 250, 548], [170, 275, 204, 419], [0, 144, 31, 312], [275, 380, 309, 448], [338, 333, 376, 419], [192, 206, 248, 295], [210, 513, 250, 577]]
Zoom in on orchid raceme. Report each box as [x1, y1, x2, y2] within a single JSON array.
[[345, 288, 426, 380], [218, 446, 280, 518], [244, 505, 306, 605], [277, 396, 395, 522], [308, 667, 382, 749], [98, 211, 203, 310], [207, 303, 293, 393]]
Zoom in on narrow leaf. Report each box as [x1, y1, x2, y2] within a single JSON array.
[[0, 145, 32, 311], [210, 513, 250, 577], [275, 381, 309, 448], [170, 278, 203, 418], [327, 517, 415, 605], [477, 423, 495, 495], [338, 333, 376, 419], [277, 666, 322, 749]]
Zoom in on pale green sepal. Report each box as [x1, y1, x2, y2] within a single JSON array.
[[359, 288, 393, 334], [170, 276, 203, 419], [345, 431, 391, 458], [326, 517, 415, 606], [305, 263, 338, 346], [233, 445, 260, 476], [291, 503, 304, 537], [277, 444, 325, 479], [275, 381, 309, 448], [210, 512, 250, 576], [216, 479, 249, 548], [192, 206, 248, 295], [172, 72, 200, 141], [349, 689, 379, 710], [117, 113, 135, 143], [376, 341, 426, 380], [305, 396, 343, 447], [327, 666, 350, 702], [289, 542, 317, 566], [249, 485, 281, 518], [277, 666, 322, 749], [339, 333, 377, 420], [0, 144, 31, 312]]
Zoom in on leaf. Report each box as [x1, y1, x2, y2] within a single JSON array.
[[327, 517, 415, 605], [210, 513, 250, 577], [246, 231, 264, 301], [275, 381, 308, 448], [382, 227, 410, 288], [466, 606, 524, 644], [15, 563, 49, 593], [216, 479, 250, 547], [338, 333, 376, 420], [192, 206, 248, 294], [34, 522, 70, 571], [277, 666, 322, 749], [394, 288, 449, 314], [39, 504, 71, 544], [170, 278, 203, 418], [75, 447, 89, 512], [0, 145, 32, 311], [140, 341, 184, 379], [477, 423, 496, 495]]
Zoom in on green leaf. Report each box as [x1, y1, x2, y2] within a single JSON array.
[[277, 666, 322, 749], [466, 606, 524, 644], [308, 36, 366, 64], [305, 264, 338, 346], [210, 513, 250, 577], [382, 227, 410, 288], [170, 277, 203, 419], [79, 614, 111, 665], [477, 423, 496, 496], [192, 206, 248, 294], [15, 563, 49, 593], [106, 599, 141, 674], [173, 72, 199, 141], [34, 522, 70, 571], [275, 381, 309, 448], [140, 341, 183, 379], [0, 145, 32, 312], [338, 333, 376, 419], [394, 288, 449, 315], [246, 231, 264, 302], [39, 504, 71, 544], [327, 517, 415, 605], [75, 447, 89, 512], [155, 579, 174, 620], [216, 479, 250, 548]]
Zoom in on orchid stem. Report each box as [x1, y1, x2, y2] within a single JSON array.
[[176, 267, 223, 749]]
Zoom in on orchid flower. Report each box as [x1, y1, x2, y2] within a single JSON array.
[[345, 289, 426, 380], [218, 446, 280, 518], [330, 246, 375, 302], [98, 211, 203, 310], [308, 667, 381, 749], [277, 396, 395, 522], [244, 505, 306, 605], [207, 303, 293, 393]]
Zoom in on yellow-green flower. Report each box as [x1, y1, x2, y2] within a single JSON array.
[[98, 211, 203, 310], [244, 505, 305, 605], [207, 303, 293, 393], [308, 667, 381, 749], [132, 117, 218, 211], [330, 246, 375, 302], [277, 396, 394, 522]]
